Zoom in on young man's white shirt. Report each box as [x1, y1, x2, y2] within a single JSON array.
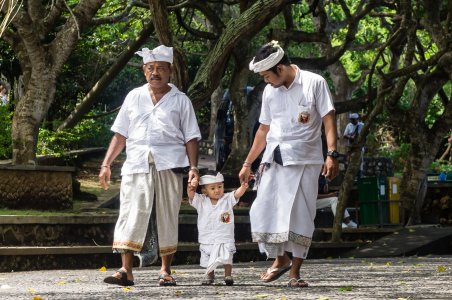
[[111, 83, 201, 175], [259, 67, 335, 165]]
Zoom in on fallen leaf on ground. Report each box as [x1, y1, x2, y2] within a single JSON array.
[[33, 296, 43, 300], [175, 290, 183, 294], [57, 281, 65, 285], [123, 287, 130, 291], [437, 265, 447, 272], [339, 287, 353, 292], [28, 288, 36, 293], [255, 294, 268, 298], [386, 262, 392, 267], [99, 266, 107, 272]]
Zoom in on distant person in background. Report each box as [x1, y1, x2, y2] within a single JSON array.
[[343, 113, 363, 148], [343, 113, 365, 174], [316, 175, 357, 228], [0, 84, 8, 105]]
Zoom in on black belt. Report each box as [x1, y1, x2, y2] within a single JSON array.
[[273, 145, 283, 165]]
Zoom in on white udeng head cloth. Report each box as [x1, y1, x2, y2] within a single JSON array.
[[135, 45, 173, 64], [249, 40, 285, 73], [199, 173, 224, 185]]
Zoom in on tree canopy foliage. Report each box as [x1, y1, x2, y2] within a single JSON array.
[[1, 0, 451, 226]]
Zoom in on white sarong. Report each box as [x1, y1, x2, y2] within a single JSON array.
[[250, 162, 322, 259], [112, 154, 182, 257], [200, 243, 236, 274]]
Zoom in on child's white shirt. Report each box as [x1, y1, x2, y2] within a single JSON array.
[[189, 192, 238, 244]]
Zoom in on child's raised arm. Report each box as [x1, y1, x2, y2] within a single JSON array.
[[187, 178, 198, 200], [233, 181, 249, 199]]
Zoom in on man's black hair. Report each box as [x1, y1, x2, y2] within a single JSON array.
[[254, 43, 291, 74]]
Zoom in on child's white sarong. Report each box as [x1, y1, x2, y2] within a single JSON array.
[[200, 243, 236, 274]]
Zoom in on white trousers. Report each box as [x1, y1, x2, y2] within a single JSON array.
[[316, 196, 350, 219]]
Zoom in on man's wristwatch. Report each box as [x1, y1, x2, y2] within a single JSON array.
[[326, 150, 339, 159]]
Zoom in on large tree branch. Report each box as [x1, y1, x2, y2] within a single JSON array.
[[188, 0, 295, 109], [49, 0, 106, 74], [174, 9, 218, 40]]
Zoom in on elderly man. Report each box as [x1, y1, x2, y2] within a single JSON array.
[[239, 41, 339, 287], [99, 45, 201, 286]]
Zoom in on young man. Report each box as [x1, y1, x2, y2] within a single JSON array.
[[239, 40, 339, 287], [99, 45, 201, 286]]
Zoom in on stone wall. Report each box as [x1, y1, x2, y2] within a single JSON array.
[[0, 165, 75, 209]]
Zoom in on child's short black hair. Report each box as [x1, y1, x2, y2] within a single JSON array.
[[200, 169, 218, 176]]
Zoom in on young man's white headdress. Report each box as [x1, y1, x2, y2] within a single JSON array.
[[249, 40, 284, 73]]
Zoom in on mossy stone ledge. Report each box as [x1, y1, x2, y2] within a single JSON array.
[[0, 164, 76, 210]]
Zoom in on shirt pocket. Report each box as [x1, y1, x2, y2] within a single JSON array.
[[297, 104, 312, 125]]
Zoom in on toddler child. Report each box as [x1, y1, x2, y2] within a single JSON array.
[[187, 170, 248, 286]]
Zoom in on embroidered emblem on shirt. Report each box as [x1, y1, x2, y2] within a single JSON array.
[[298, 111, 310, 124], [220, 211, 231, 223]]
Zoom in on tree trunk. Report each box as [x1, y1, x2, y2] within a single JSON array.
[[12, 74, 55, 164], [149, 0, 189, 92], [221, 62, 249, 175], [6, 0, 105, 164], [208, 85, 223, 141], [331, 78, 389, 242]]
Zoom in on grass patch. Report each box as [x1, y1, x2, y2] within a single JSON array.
[[0, 201, 91, 216]]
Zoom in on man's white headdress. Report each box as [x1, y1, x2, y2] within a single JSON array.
[[199, 172, 224, 185], [135, 45, 173, 64], [249, 40, 284, 73]]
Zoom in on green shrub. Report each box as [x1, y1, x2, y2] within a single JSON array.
[[37, 116, 113, 156], [0, 105, 12, 159], [379, 143, 411, 174]]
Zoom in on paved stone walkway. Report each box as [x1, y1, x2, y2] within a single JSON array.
[[1, 256, 451, 299]]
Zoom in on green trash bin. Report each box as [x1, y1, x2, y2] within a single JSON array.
[[358, 176, 389, 225]]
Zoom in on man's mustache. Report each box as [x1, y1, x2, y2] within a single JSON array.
[[150, 76, 161, 80]]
